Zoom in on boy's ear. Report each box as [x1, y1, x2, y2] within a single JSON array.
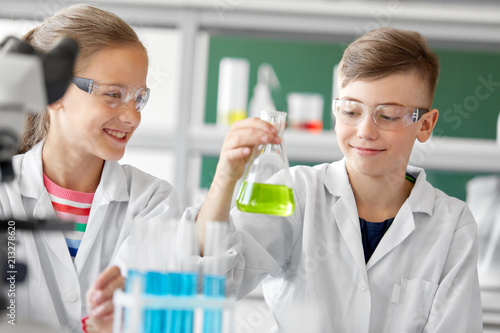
[[417, 109, 439, 143]]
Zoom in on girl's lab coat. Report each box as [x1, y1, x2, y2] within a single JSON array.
[[0, 141, 180, 332], [226, 159, 482, 333]]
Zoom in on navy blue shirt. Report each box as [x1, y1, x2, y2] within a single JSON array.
[[359, 217, 394, 263], [359, 173, 415, 263]]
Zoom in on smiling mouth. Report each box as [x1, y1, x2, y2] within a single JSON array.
[[104, 129, 127, 139], [352, 146, 385, 155]]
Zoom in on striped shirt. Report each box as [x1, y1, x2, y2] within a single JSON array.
[[43, 173, 95, 260]]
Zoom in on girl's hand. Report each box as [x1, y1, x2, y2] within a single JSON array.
[[85, 266, 124, 333]]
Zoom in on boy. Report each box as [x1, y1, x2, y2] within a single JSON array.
[[196, 27, 482, 332]]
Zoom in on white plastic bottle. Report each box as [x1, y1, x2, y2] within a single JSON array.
[[216, 58, 250, 127]]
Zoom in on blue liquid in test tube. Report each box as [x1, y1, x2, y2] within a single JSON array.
[[180, 272, 198, 333], [203, 274, 226, 333], [144, 271, 169, 332], [164, 272, 198, 333]]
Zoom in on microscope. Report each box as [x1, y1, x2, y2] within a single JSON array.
[[0, 35, 79, 331]]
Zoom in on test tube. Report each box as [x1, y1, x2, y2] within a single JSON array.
[[170, 220, 199, 333], [144, 218, 176, 333], [203, 221, 228, 333], [124, 218, 148, 333], [125, 218, 147, 292]]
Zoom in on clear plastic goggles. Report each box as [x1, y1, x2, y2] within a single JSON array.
[[332, 98, 429, 131], [73, 77, 150, 112]]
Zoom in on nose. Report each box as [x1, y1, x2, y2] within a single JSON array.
[[356, 112, 378, 140], [118, 99, 141, 127]]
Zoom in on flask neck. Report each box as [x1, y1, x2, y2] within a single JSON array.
[[260, 110, 286, 138]]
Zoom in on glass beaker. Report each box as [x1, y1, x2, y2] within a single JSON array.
[[236, 110, 295, 216]]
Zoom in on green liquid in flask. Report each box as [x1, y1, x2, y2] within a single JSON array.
[[236, 181, 295, 216]]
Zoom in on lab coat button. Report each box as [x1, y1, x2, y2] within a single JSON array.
[[66, 291, 78, 303], [358, 281, 367, 291]]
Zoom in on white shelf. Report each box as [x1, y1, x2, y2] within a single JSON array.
[[482, 288, 500, 328], [3, 1, 500, 47], [188, 124, 500, 172]]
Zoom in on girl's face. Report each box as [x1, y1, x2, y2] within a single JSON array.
[[335, 72, 437, 180], [53, 45, 148, 162]]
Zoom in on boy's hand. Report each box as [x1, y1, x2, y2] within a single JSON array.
[[196, 117, 281, 251], [216, 117, 281, 185], [85, 266, 124, 333]]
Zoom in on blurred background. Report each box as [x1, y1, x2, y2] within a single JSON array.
[[1, 0, 499, 331]]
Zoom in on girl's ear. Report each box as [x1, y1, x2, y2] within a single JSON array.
[[48, 100, 63, 111], [417, 109, 439, 143]]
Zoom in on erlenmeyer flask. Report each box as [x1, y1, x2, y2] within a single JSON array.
[[236, 110, 295, 216]]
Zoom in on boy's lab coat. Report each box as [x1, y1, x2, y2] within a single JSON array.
[[0, 141, 180, 332], [223, 159, 482, 333]]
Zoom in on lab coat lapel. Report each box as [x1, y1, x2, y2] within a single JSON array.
[[18, 141, 77, 276], [33, 191, 78, 276], [326, 160, 368, 281], [74, 161, 129, 275], [332, 190, 368, 280], [366, 202, 414, 270], [366, 166, 435, 270]]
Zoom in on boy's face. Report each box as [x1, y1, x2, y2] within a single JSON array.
[[335, 71, 438, 180]]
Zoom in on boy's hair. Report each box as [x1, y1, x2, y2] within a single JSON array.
[[18, 4, 147, 154], [338, 27, 439, 104]]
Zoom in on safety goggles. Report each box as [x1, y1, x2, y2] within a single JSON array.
[[73, 77, 150, 112], [332, 98, 429, 131]]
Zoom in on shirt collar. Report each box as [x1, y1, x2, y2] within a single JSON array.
[[18, 140, 45, 200], [324, 158, 435, 216], [18, 139, 129, 203]]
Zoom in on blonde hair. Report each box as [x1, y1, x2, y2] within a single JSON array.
[[338, 27, 439, 105], [18, 4, 147, 153]]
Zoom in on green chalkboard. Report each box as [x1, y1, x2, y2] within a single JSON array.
[[201, 34, 500, 200], [433, 49, 500, 139]]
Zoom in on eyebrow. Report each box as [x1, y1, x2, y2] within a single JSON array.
[[341, 96, 406, 107]]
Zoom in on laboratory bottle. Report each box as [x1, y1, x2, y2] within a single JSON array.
[[287, 92, 324, 133], [248, 63, 279, 119], [236, 110, 295, 216], [216, 57, 249, 127]]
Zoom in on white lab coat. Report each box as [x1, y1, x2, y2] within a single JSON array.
[[225, 159, 482, 333], [467, 175, 500, 287], [0, 141, 181, 332]]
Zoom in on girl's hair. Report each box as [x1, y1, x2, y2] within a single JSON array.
[[338, 27, 440, 105], [18, 4, 147, 154]]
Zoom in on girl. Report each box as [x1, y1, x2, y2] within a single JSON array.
[[0, 5, 180, 331]]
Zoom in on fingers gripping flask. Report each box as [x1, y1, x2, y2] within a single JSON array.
[[236, 110, 295, 216]]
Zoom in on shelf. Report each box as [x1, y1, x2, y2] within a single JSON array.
[[482, 288, 500, 328], [3, 1, 500, 49], [188, 124, 500, 172]]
